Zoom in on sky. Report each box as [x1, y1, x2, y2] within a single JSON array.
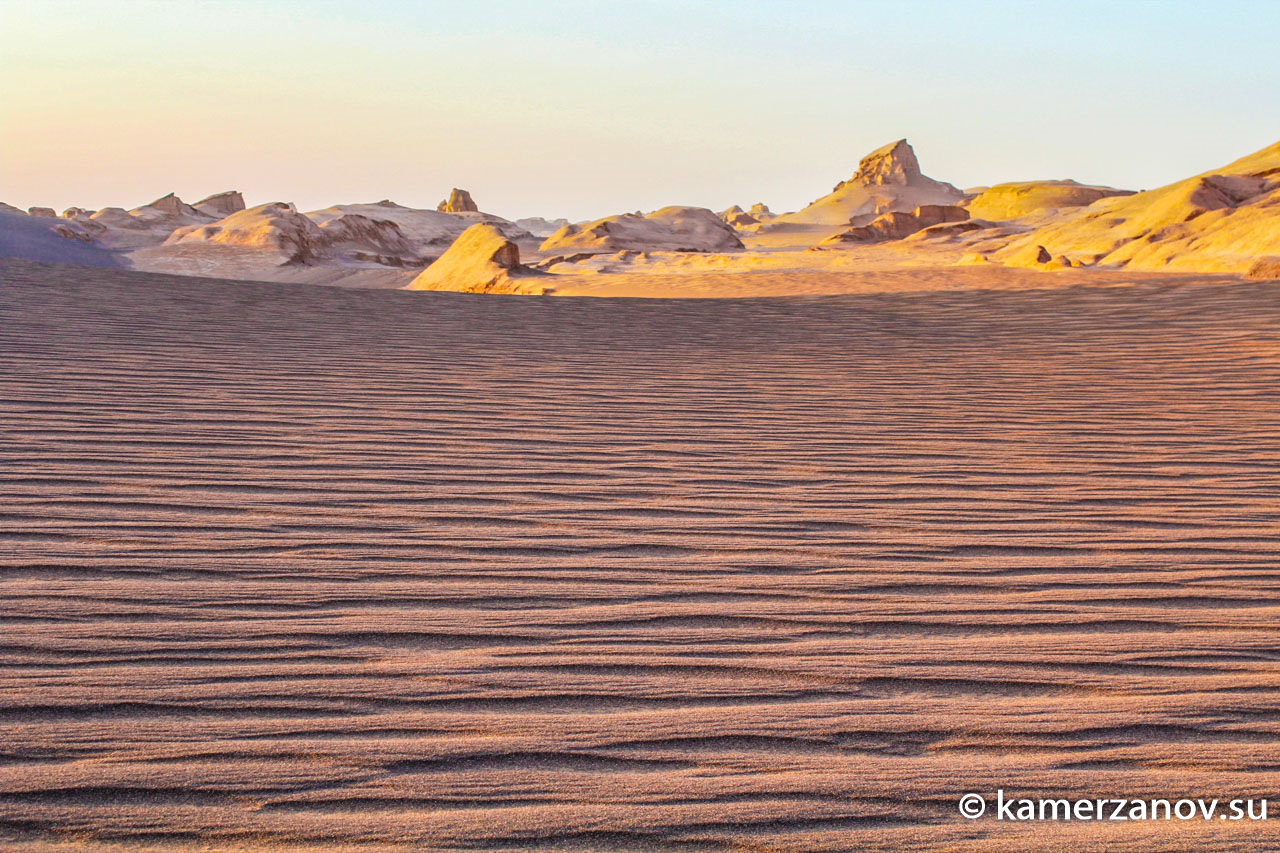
[[2, 0, 1277, 222]]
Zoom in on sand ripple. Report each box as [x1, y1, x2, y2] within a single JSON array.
[[3, 260, 1280, 851]]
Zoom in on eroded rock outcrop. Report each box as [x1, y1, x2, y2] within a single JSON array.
[[992, 140, 1280, 273], [718, 205, 760, 228], [966, 180, 1134, 221], [775, 139, 963, 226], [193, 190, 246, 218], [820, 204, 969, 245], [165, 202, 327, 262], [437, 188, 479, 213], [307, 201, 530, 257], [539, 206, 744, 253], [408, 223, 542, 292]]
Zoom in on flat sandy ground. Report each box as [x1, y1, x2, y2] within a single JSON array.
[[2, 258, 1280, 851]]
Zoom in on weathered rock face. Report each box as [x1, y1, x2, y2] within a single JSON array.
[[774, 139, 963, 226], [748, 202, 773, 219], [61, 207, 96, 220], [193, 191, 246, 218], [134, 193, 206, 222], [848, 139, 923, 187], [408, 223, 533, 292], [315, 213, 419, 265], [436, 188, 479, 213], [28, 207, 57, 218], [819, 205, 969, 245], [539, 206, 745, 253], [912, 205, 970, 227], [965, 180, 1134, 221]]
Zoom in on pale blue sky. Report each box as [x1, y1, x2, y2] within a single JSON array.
[[2, 0, 1277, 220]]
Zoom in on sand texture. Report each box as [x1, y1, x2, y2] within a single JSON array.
[[3, 259, 1280, 851]]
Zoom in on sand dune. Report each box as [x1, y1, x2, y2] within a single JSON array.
[[3, 259, 1280, 851]]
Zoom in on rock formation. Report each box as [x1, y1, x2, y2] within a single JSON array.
[[965, 180, 1133, 221], [437, 188, 479, 213], [774, 139, 963, 226], [193, 190, 246, 218], [820, 204, 969, 245], [307, 202, 530, 256], [539, 206, 744, 253], [514, 217, 571, 237], [165, 202, 327, 263], [131, 193, 207, 224], [408, 223, 542, 292], [991, 140, 1280, 273], [314, 213, 418, 265], [28, 207, 56, 218], [0, 207, 122, 268], [718, 205, 759, 228]]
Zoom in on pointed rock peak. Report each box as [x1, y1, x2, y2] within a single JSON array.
[[437, 188, 478, 213], [852, 139, 922, 186]]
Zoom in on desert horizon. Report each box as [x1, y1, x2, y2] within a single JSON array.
[[3, 2, 1280, 851]]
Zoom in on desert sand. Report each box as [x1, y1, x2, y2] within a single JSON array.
[[4, 256, 1280, 851]]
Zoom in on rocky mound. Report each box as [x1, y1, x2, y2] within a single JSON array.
[[308, 202, 530, 257], [992, 140, 1280, 273], [165, 202, 421, 266], [773, 139, 963, 226], [0, 209, 122, 267], [539, 206, 744, 253], [165, 202, 327, 263], [437, 188, 478, 213], [966, 180, 1133, 220], [408, 223, 544, 293], [820, 204, 969, 245]]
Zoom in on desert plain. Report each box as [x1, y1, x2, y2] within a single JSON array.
[[2, 137, 1280, 851]]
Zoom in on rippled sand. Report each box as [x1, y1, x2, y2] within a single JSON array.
[[3, 259, 1280, 851]]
